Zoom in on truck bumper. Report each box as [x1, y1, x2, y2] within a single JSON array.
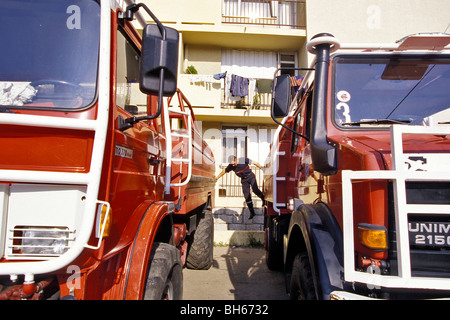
[[330, 290, 450, 300], [330, 291, 380, 300]]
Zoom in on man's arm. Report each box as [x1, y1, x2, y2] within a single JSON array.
[[215, 169, 226, 182], [252, 161, 263, 169]]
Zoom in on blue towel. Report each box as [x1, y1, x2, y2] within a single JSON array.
[[230, 75, 248, 97], [213, 72, 227, 80]]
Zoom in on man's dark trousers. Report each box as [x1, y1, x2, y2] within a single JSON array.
[[241, 172, 264, 218]]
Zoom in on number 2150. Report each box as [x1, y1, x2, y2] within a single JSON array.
[[415, 234, 450, 246]]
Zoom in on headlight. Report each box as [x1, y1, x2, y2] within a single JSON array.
[[18, 227, 70, 256]]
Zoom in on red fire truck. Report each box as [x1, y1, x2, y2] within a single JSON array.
[[0, 0, 215, 300], [264, 33, 450, 299]]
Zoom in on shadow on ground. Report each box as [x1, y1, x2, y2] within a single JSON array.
[[183, 246, 288, 300]]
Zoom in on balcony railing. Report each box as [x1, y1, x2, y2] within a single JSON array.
[[221, 88, 272, 110], [222, 0, 305, 29]]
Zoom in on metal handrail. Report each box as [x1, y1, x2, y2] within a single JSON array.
[[163, 89, 193, 194]]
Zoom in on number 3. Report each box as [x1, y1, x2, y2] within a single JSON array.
[[336, 102, 351, 123]]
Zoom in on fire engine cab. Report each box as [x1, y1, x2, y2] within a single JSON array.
[[0, 0, 215, 300], [265, 32, 450, 299]]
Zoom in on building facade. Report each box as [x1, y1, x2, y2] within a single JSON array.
[[139, 0, 450, 242]]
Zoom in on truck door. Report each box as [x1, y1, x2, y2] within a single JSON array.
[[111, 21, 164, 246]]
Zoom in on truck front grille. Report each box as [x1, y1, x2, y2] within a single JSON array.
[[388, 182, 450, 277], [406, 182, 450, 204]]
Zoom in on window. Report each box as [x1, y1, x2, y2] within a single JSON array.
[[279, 53, 297, 76], [291, 111, 302, 154], [116, 29, 147, 116], [0, 0, 100, 110], [291, 90, 312, 153], [221, 126, 248, 164], [333, 55, 450, 127]]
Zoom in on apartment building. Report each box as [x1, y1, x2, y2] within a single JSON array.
[[138, 0, 305, 234], [138, 0, 450, 240]]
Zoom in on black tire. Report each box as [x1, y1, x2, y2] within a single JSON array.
[[186, 209, 214, 270], [289, 253, 316, 300], [143, 242, 183, 300]]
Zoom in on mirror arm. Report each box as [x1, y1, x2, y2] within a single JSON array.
[[124, 3, 166, 40], [271, 113, 309, 142], [120, 3, 165, 37]]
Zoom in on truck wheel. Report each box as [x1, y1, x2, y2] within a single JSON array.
[[143, 242, 183, 300], [289, 253, 316, 300], [186, 209, 214, 270]]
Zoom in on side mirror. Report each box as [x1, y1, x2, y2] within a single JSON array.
[[271, 74, 291, 119], [140, 24, 179, 96]]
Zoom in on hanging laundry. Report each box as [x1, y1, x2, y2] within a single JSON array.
[[230, 74, 249, 98], [225, 74, 242, 102], [213, 72, 227, 80], [189, 75, 214, 85], [248, 79, 256, 108], [290, 75, 303, 87]]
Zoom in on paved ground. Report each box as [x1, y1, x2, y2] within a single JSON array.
[[183, 246, 289, 300]]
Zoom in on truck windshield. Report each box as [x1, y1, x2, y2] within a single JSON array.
[[333, 55, 450, 127], [0, 0, 100, 110]]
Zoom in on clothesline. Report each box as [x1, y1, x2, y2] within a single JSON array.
[[188, 72, 258, 104], [189, 75, 215, 85], [188, 72, 303, 107]]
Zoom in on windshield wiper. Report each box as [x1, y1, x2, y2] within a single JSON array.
[[342, 119, 412, 126], [0, 107, 14, 113]]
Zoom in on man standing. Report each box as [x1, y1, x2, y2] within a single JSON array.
[[215, 156, 265, 219]]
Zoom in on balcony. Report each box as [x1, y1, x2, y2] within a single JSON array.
[[222, 0, 306, 29], [221, 87, 272, 110], [177, 75, 273, 124]]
